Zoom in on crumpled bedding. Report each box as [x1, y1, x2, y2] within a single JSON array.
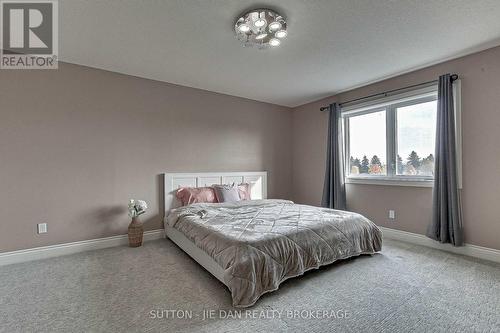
[[167, 199, 382, 307]]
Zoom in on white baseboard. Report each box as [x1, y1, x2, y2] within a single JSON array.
[[0, 229, 166, 266], [379, 227, 500, 264], [3, 227, 498, 266]]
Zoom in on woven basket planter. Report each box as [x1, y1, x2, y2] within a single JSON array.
[[128, 217, 144, 247]]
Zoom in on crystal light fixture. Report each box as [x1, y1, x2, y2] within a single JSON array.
[[268, 21, 281, 31], [275, 30, 287, 38], [255, 33, 268, 40], [269, 38, 280, 47], [234, 8, 287, 49]]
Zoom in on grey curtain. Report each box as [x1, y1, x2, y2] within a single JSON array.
[[321, 103, 346, 210], [426, 74, 463, 246]]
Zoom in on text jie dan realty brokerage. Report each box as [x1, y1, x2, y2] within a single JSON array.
[[149, 309, 351, 320]]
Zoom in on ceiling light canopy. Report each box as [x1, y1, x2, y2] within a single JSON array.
[[234, 8, 287, 49]]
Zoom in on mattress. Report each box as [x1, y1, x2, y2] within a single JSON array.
[[166, 199, 382, 307]]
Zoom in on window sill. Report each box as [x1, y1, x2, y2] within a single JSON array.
[[345, 177, 434, 188]]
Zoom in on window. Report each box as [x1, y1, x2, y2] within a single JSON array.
[[348, 110, 387, 176], [396, 100, 437, 177], [344, 86, 441, 185]]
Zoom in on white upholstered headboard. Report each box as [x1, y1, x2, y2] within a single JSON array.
[[163, 171, 267, 218]]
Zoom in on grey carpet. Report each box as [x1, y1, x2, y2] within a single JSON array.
[[0, 238, 499, 333]]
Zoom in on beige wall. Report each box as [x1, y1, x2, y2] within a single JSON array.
[[3, 47, 500, 253], [292, 46, 500, 250], [0, 63, 292, 253]]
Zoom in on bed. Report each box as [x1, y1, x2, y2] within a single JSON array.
[[163, 172, 382, 307]]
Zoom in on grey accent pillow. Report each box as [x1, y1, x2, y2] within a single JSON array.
[[213, 184, 241, 203]]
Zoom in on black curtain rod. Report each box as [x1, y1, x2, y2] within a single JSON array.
[[320, 74, 458, 112]]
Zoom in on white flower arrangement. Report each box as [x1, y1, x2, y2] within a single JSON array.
[[128, 199, 148, 218]]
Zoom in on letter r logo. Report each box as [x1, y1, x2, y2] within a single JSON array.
[[1, 1, 54, 54]]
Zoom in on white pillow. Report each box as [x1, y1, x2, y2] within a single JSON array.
[[213, 184, 241, 203]]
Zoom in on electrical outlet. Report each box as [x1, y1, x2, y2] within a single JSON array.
[[388, 210, 395, 220], [37, 223, 48, 234]]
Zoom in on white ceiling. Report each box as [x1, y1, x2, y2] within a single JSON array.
[[60, 0, 500, 107]]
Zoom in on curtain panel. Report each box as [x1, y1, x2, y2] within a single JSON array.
[[426, 74, 464, 246], [321, 103, 347, 210]]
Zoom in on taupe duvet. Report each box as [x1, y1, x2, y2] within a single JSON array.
[[167, 199, 382, 307]]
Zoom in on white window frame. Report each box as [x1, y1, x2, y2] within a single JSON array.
[[342, 81, 462, 188]]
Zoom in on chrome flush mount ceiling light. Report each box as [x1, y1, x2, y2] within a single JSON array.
[[234, 8, 287, 49]]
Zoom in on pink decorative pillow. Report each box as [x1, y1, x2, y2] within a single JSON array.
[[238, 183, 251, 200], [176, 187, 217, 206]]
